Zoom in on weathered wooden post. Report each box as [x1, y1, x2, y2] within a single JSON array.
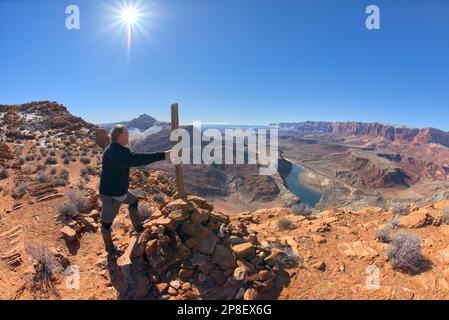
[[170, 103, 186, 198]]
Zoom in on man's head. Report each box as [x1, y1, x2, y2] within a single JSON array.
[[111, 124, 129, 146]]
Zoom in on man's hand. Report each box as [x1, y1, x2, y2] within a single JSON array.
[[165, 150, 171, 161]]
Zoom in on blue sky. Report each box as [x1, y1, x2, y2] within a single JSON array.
[[0, 0, 448, 128]]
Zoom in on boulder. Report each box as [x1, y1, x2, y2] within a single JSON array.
[[187, 195, 214, 211], [182, 221, 213, 238], [232, 242, 256, 260], [77, 215, 98, 232], [148, 216, 177, 231], [208, 211, 230, 224], [179, 269, 194, 279], [145, 239, 158, 257], [400, 209, 433, 228], [233, 267, 247, 282], [243, 288, 260, 300], [193, 235, 218, 255], [89, 209, 100, 220], [212, 244, 237, 270], [168, 210, 190, 222], [264, 248, 285, 266], [340, 241, 378, 258], [154, 283, 169, 294], [236, 259, 255, 273], [258, 270, 272, 281], [191, 210, 210, 224], [60, 226, 77, 242], [162, 199, 195, 214], [191, 253, 207, 267]]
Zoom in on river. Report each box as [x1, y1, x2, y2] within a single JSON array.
[[282, 162, 323, 207]]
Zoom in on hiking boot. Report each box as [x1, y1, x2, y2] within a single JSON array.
[[101, 228, 124, 257], [128, 205, 144, 233]]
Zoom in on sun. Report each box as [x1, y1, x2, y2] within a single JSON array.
[[103, 0, 158, 59], [121, 7, 139, 25]]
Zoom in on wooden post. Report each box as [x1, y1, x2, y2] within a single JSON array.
[[171, 103, 186, 198]]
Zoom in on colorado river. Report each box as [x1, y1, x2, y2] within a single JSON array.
[[282, 162, 323, 207]]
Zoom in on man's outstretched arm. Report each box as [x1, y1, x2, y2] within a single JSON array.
[[127, 150, 170, 167]]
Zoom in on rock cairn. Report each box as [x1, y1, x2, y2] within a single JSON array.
[[116, 195, 286, 300]]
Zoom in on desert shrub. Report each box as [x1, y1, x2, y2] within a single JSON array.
[[376, 226, 392, 243], [26, 153, 36, 161], [60, 151, 68, 159], [40, 149, 48, 157], [58, 169, 69, 180], [35, 172, 52, 183], [49, 167, 57, 174], [386, 231, 423, 274], [36, 164, 46, 172], [15, 146, 24, 156], [266, 241, 300, 267], [22, 165, 32, 174], [292, 203, 312, 216], [442, 207, 449, 225], [0, 169, 9, 180], [277, 217, 293, 231], [49, 150, 56, 157], [138, 204, 153, 219], [390, 214, 401, 228], [18, 157, 25, 165], [152, 193, 165, 204], [57, 202, 77, 218], [45, 157, 57, 165], [14, 183, 26, 197], [76, 180, 85, 190], [80, 165, 96, 177], [63, 157, 71, 165], [24, 242, 62, 299], [67, 190, 88, 213], [390, 202, 408, 215], [52, 178, 69, 187], [80, 157, 91, 165]]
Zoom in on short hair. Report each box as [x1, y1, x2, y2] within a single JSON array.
[[110, 124, 127, 143]]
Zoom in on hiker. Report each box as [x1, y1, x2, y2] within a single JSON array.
[[99, 124, 170, 255]]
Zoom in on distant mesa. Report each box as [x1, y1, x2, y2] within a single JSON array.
[[275, 121, 449, 148]]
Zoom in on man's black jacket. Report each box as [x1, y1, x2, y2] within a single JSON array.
[[99, 142, 165, 197]]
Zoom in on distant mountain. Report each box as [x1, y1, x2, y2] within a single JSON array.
[[99, 114, 169, 132]]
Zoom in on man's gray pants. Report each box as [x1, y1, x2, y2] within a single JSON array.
[[100, 190, 140, 230]]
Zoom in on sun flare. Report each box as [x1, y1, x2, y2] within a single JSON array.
[[121, 7, 139, 25], [103, 0, 158, 60]]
